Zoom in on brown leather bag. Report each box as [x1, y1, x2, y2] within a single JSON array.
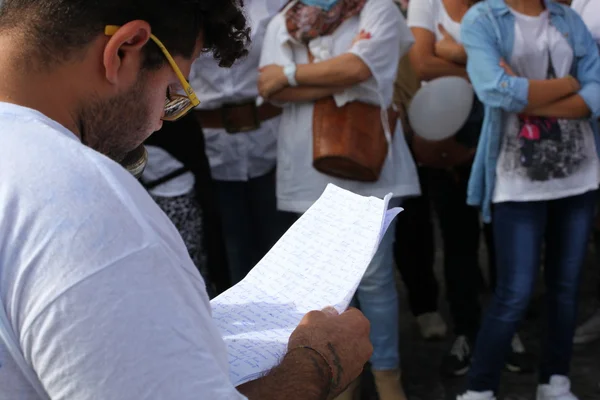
[[312, 97, 398, 182]]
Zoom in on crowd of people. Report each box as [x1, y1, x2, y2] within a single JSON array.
[[0, 0, 600, 399]]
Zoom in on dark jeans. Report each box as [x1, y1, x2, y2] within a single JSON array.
[[597, 231, 600, 302], [214, 169, 296, 284], [595, 221, 600, 302], [395, 165, 494, 340], [469, 190, 597, 392]]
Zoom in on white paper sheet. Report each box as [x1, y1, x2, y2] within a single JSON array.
[[210, 184, 403, 387]]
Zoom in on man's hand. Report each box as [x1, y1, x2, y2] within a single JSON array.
[[288, 307, 373, 398], [258, 64, 288, 99], [237, 307, 372, 400]]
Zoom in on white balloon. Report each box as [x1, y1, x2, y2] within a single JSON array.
[[408, 77, 475, 141]]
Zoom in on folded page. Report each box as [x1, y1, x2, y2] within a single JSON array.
[[211, 184, 402, 387]]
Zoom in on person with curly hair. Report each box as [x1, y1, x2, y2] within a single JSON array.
[[189, 0, 295, 286], [0, 1, 374, 399]]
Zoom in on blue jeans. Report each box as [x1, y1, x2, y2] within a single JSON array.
[[469, 190, 598, 393], [214, 169, 296, 285], [355, 205, 401, 371]]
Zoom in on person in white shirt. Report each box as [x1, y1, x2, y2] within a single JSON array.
[[258, 0, 420, 399], [570, 0, 600, 48], [564, 0, 600, 346], [0, 0, 374, 399], [189, 0, 294, 285], [407, 0, 532, 378]]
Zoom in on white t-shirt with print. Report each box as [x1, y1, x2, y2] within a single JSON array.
[[407, 0, 462, 43], [493, 9, 600, 203], [260, 0, 421, 213], [0, 102, 246, 400]]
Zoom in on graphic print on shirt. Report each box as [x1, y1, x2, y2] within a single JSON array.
[[502, 51, 587, 182]]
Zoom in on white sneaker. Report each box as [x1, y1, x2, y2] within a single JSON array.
[[536, 376, 578, 400], [456, 390, 496, 400], [416, 312, 447, 340], [573, 308, 600, 344]]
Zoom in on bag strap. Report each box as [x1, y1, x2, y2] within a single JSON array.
[[0, 303, 50, 399], [141, 166, 190, 190]]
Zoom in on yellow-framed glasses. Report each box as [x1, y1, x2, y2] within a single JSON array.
[[104, 25, 200, 122]]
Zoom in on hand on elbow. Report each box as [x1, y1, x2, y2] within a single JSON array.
[[258, 64, 289, 99]]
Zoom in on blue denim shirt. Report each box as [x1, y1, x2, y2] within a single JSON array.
[[461, 0, 600, 222]]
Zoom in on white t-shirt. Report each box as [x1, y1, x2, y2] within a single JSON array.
[[0, 102, 246, 400], [259, 0, 421, 213], [407, 0, 462, 42], [571, 0, 600, 47], [493, 9, 600, 203]]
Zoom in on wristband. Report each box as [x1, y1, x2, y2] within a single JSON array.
[[283, 64, 298, 87]]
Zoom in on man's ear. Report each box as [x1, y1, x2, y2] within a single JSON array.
[[103, 20, 152, 86]]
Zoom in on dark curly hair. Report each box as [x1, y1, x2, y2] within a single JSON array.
[[0, 0, 250, 69]]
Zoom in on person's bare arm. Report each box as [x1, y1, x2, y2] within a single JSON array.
[[434, 24, 468, 65], [258, 54, 371, 99], [523, 79, 580, 110], [294, 53, 372, 87], [408, 27, 468, 81], [238, 308, 372, 400], [434, 41, 467, 65], [237, 348, 331, 400], [498, 60, 581, 110], [268, 86, 344, 103], [525, 94, 591, 119]]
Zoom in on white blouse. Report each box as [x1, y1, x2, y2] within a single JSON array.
[[260, 0, 421, 213], [407, 0, 462, 43], [189, 0, 288, 182]]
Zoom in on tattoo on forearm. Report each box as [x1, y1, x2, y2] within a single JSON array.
[[327, 343, 344, 391]]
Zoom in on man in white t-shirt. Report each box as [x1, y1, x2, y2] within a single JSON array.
[[0, 1, 372, 399]]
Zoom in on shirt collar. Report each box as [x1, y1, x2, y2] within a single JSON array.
[[486, 0, 566, 17]]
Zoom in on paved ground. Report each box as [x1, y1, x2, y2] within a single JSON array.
[[358, 231, 600, 400]]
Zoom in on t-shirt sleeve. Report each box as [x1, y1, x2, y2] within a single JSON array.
[[259, 14, 295, 68], [407, 0, 436, 32], [348, 0, 414, 99], [21, 244, 247, 400], [582, 4, 600, 47]]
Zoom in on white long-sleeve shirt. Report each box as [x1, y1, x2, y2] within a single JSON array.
[[188, 0, 288, 182]]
